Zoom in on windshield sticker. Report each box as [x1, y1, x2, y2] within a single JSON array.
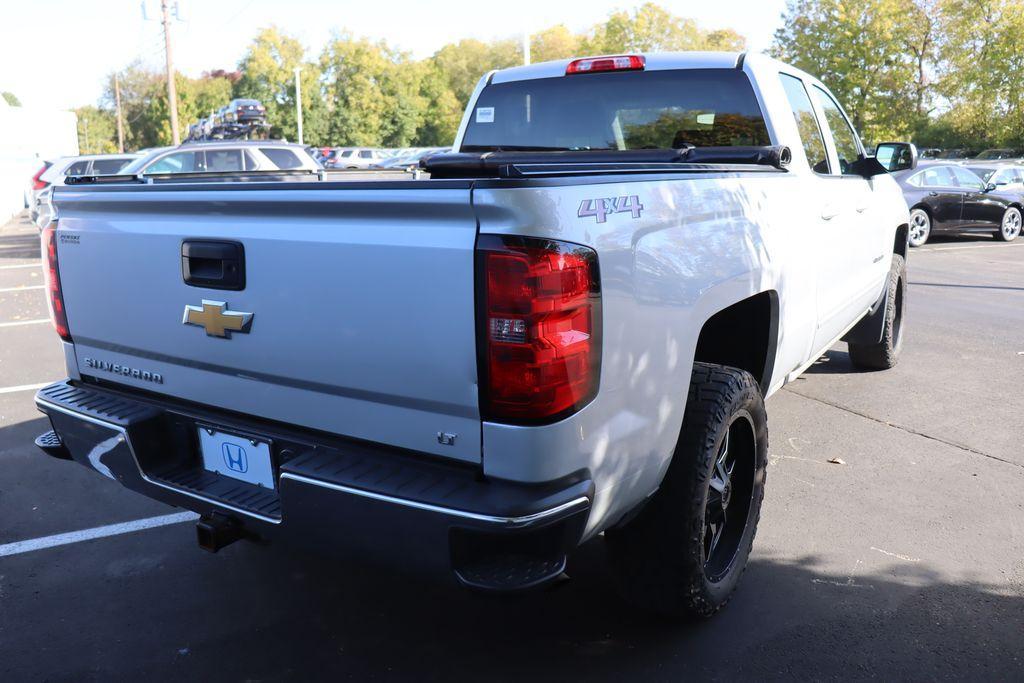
[[476, 107, 495, 123], [578, 195, 644, 223]]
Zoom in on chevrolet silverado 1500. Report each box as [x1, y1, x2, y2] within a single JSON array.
[[35, 52, 912, 617]]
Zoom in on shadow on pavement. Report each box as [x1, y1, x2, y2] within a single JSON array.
[[802, 349, 856, 375], [10, 533, 1016, 681]]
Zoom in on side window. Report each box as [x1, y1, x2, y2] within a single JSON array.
[[779, 73, 830, 174], [260, 148, 302, 169], [145, 151, 198, 174], [359, 150, 373, 159], [91, 158, 129, 174], [64, 160, 90, 175], [950, 166, 985, 190], [811, 86, 862, 176], [920, 167, 957, 187], [205, 149, 244, 172]]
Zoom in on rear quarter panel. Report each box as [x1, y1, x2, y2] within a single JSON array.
[[474, 171, 820, 535]]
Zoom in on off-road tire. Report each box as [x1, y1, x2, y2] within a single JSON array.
[[605, 362, 768, 618], [848, 254, 906, 370]]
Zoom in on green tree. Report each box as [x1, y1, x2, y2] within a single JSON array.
[[75, 106, 118, 154], [320, 33, 427, 147], [101, 63, 163, 150], [413, 60, 462, 146], [582, 3, 707, 53], [2, 91, 21, 106], [234, 26, 325, 142], [431, 39, 519, 106], [772, 0, 929, 142], [531, 25, 579, 62], [935, 0, 1024, 147], [703, 28, 747, 51]]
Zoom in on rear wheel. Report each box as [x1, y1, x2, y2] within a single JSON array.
[[606, 363, 767, 618], [849, 254, 905, 370], [996, 207, 1022, 242], [908, 208, 931, 247]]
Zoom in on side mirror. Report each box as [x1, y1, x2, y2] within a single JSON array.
[[985, 182, 998, 192], [874, 142, 918, 172]]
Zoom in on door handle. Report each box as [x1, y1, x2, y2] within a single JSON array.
[[820, 205, 841, 220], [181, 240, 246, 290]]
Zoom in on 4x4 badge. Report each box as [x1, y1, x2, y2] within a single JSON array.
[[182, 300, 253, 338]]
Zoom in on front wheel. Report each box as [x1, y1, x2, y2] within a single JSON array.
[[996, 206, 1022, 242], [606, 363, 768, 618], [849, 254, 906, 370], [908, 208, 931, 247]]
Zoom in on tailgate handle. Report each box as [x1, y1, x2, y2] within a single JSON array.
[[181, 240, 245, 290]]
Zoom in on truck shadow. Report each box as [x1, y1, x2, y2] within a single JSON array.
[[802, 349, 856, 375], [167, 538, 1024, 681]]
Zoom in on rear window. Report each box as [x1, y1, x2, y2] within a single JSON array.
[[462, 69, 770, 152], [90, 158, 131, 174], [64, 160, 90, 175]]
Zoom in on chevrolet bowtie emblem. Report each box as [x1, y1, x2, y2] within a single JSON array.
[[182, 300, 253, 338]]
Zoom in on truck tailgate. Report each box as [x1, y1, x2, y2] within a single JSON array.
[[53, 184, 481, 462]]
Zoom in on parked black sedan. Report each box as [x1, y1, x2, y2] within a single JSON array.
[[892, 163, 1023, 246]]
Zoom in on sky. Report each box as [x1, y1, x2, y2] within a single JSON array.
[[0, 0, 788, 111]]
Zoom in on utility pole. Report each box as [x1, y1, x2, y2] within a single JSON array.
[[160, 0, 180, 145], [294, 67, 304, 145], [114, 73, 125, 153]]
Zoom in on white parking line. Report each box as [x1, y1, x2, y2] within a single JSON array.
[[0, 318, 49, 328], [0, 382, 50, 395], [0, 285, 44, 293], [0, 262, 40, 270], [0, 512, 200, 558]]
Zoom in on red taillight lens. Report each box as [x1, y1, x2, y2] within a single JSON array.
[[31, 163, 50, 191], [478, 235, 601, 423], [566, 55, 645, 75], [42, 225, 72, 342]]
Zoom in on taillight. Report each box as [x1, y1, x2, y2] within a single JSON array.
[[478, 235, 601, 423], [42, 225, 72, 342], [566, 55, 645, 75], [31, 163, 50, 191]]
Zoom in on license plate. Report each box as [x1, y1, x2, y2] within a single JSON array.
[[198, 427, 275, 489]]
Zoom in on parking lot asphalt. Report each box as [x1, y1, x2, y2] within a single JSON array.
[[1, 211, 1021, 681]]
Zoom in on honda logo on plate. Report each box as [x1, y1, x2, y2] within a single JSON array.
[[222, 442, 248, 474]]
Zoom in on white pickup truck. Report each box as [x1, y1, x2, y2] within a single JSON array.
[[35, 52, 912, 617]]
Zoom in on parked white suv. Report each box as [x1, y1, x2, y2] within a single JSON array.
[[31, 153, 140, 225], [327, 147, 384, 169]]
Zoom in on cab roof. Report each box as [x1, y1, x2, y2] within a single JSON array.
[[491, 51, 746, 84]]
